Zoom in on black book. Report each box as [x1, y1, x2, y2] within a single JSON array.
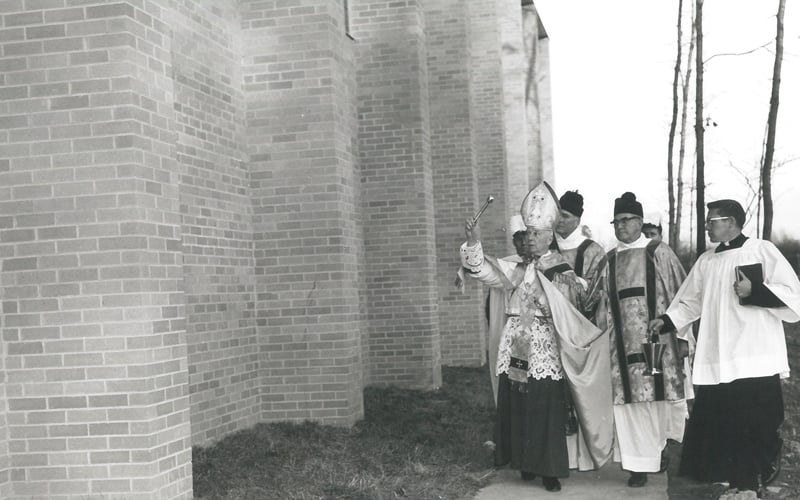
[[735, 263, 763, 306]]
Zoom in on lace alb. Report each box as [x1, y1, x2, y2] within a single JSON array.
[[496, 277, 564, 380]]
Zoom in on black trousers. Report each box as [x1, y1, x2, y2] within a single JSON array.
[[678, 375, 783, 491]]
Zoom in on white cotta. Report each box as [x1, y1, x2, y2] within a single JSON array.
[[666, 238, 800, 385]]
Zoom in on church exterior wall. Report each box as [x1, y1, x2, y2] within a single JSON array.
[[0, 1, 551, 496]]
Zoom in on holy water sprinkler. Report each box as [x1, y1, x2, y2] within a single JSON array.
[[471, 195, 495, 225]]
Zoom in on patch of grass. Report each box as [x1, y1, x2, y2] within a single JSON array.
[[767, 321, 800, 499], [192, 322, 800, 499], [192, 366, 497, 499]]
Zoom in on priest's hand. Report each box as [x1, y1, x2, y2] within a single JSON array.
[[734, 269, 752, 298], [648, 318, 664, 336], [676, 338, 690, 359], [465, 218, 480, 246]]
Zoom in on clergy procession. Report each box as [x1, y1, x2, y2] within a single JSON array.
[[459, 182, 800, 499]]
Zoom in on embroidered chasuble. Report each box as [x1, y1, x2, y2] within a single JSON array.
[[598, 238, 691, 406], [556, 227, 606, 281], [586, 235, 692, 472]]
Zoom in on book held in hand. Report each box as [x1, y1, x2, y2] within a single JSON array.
[[735, 263, 763, 306]]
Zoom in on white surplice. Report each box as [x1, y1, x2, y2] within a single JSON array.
[[666, 237, 800, 385]]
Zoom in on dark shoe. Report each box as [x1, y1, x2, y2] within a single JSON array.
[[543, 477, 561, 492], [761, 438, 783, 486], [762, 459, 781, 487], [520, 471, 536, 481], [627, 472, 648, 487]]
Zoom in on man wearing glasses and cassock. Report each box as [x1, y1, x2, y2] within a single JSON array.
[[589, 192, 693, 488], [649, 199, 800, 499]]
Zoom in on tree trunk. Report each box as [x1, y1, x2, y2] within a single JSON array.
[[694, 0, 705, 256], [761, 0, 785, 241], [666, 0, 683, 250], [676, 1, 696, 253]]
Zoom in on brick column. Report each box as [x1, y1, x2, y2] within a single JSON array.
[[424, 0, 485, 367], [536, 32, 555, 183], [469, 0, 512, 257], [497, 0, 532, 215], [351, 0, 441, 389], [0, 2, 191, 498], [169, 1, 261, 447], [0, 349, 8, 498], [523, 3, 554, 185], [242, 0, 365, 425]]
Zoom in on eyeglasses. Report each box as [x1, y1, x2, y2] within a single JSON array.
[[705, 216, 730, 226], [609, 216, 641, 226]]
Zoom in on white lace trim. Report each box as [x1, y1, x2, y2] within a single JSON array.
[[527, 319, 563, 380], [460, 241, 483, 272], [496, 318, 564, 381], [495, 317, 519, 376]]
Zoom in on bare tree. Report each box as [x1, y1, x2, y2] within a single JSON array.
[[726, 153, 796, 234], [756, 122, 767, 235], [760, 0, 786, 241], [694, 0, 706, 256], [666, 0, 683, 250], [688, 161, 694, 255], [675, 1, 696, 251]]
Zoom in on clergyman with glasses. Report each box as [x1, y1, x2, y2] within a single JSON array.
[[587, 192, 693, 488], [648, 199, 800, 499]]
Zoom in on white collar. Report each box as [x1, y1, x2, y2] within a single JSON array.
[[555, 226, 586, 250], [616, 233, 650, 251], [528, 250, 553, 266]]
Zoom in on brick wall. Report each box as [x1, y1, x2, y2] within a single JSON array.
[[497, 0, 534, 220], [534, 33, 555, 183], [242, 0, 365, 425], [0, 340, 9, 498], [170, 0, 261, 448], [424, 0, 485, 367], [0, 0, 553, 494], [469, 0, 510, 258], [351, 0, 442, 389], [0, 1, 192, 498], [522, 4, 554, 186]]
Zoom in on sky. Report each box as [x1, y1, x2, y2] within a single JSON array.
[[535, 0, 800, 249]]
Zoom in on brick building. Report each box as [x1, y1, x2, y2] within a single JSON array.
[[0, 0, 552, 497]]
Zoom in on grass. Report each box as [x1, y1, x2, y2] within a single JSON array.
[[192, 366, 497, 500], [193, 323, 800, 500]]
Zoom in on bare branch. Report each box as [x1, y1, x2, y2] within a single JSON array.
[[704, 40, 773, 64], [725, 160, 760, 223], [774, 156, 799, 169]]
